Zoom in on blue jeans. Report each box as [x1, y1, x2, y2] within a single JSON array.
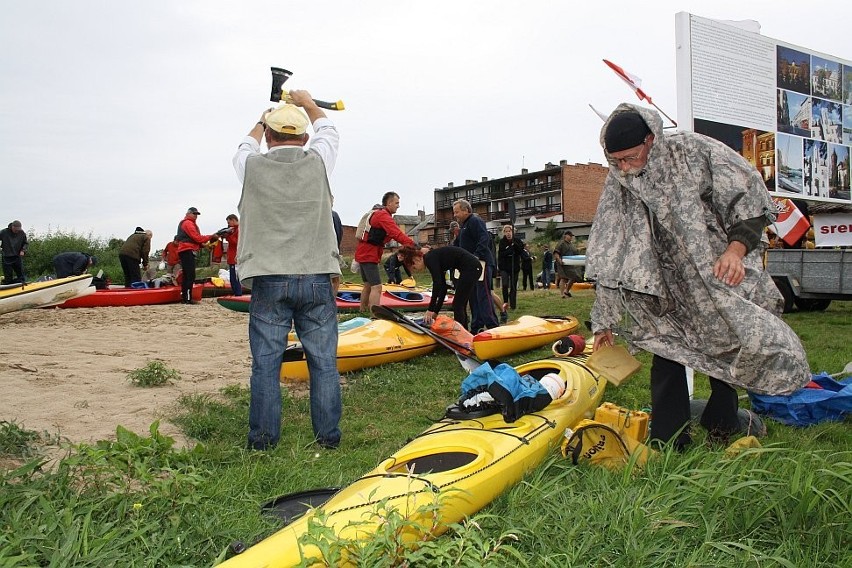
[[470, 265, 498, 332], [247, 274, 341, 450], [229, 264, 243, 296]]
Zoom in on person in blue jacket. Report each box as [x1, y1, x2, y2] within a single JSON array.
[[53, 252, 96, 278]]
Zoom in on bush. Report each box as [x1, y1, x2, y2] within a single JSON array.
[[127, 361, 181, 387], [23, 227, 123, 283]]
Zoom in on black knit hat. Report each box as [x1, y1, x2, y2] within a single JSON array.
[[605, 111, 651, 153]]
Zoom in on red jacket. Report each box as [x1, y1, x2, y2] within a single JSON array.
[[176, 216, 213, 254], [354, 207, 415, 263], [162, 241, 180, 265], [225, 226, 239, 264]]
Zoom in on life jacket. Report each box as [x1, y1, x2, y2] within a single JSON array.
[[355, 210, 387, 246]]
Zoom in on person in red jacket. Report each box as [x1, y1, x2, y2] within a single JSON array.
[[161, 235, 182, 280], [353, 191, 415, 312], [176, 207, 216, 304], [221, 214, 242, 296]]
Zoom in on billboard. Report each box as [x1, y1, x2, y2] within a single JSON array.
[[675, 13, 851, 204]]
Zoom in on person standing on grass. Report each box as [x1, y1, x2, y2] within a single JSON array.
[[541, 245, 553, 289], [398, 244, 481, 330], [520, 243, 535, 291], [353, 191, 416, 313], [176, 207, 216, 304], [587, 104, 810, 451], [497, 224, 524, 312], [553, 230, 580, 298], [453, 199, 498, 332], [233, 92, 342, 451], [0, 220, 27, 284]]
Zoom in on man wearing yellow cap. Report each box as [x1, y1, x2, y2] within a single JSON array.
[[233, 91, 342, 451]]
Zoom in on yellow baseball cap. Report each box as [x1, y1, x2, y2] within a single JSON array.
[[264, 104, 308, 135]]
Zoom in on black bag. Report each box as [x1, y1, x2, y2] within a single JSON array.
[[91, 276, 108, 290], [366, 225, 387, 246]]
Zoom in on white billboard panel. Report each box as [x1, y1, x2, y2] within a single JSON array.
[[675, 12, 851, 205]]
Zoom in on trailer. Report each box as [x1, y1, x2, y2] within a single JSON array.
[[766, 249, 852, 313]]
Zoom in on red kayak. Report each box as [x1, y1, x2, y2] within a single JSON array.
[[57, 284, 202, 308], [336, 288, 454, 312]]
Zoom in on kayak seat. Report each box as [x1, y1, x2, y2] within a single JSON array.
[[388, 451, 478, 474]]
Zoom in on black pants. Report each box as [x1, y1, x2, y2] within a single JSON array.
[[451, 267, 480, 331], [650, 354, 739, 450], [178, 250, 196, 303], [119, 254, 142, 287], [499, 269, 519, 309], [2, 255, 25, 284], [521, 267, 534, 290]]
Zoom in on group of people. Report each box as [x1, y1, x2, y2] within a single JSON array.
[[11, 94, 805, 458]]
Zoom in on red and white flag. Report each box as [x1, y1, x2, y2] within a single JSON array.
[[603, 59, 652, 104], [773, 198, 810, 246]]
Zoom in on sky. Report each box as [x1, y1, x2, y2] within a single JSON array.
[[2, 0, 850, 249]]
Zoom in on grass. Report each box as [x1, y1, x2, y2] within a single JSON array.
[[127, 360, 182, 387], [1, 289, 850, 567]]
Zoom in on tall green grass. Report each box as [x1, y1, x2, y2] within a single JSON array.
[[1, 291, 850, 567]]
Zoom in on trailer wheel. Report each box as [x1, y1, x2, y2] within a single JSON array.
[[794, 298, 832, 312], [773, 278, 795, 313]]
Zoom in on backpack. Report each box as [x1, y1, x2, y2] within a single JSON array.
[[355, 210, 387, 246], [561, 419, 654, 471]]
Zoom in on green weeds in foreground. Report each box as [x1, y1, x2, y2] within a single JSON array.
[[127, 360, 182, 387], [1, 293, 850, 566]]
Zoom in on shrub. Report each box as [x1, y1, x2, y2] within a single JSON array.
[[127, 361, 181, 387]]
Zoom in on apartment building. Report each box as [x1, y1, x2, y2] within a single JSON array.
[[431, 160, 608, 244]]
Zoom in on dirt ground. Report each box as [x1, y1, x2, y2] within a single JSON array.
[[0, 300, 261, 457]]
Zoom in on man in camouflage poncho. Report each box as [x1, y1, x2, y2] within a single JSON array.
[[586, 103, 810, 450]]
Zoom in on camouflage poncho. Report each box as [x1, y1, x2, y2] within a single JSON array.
[[586, 104, 810, 396]]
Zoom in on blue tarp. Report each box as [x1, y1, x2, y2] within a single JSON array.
[[748, 372, 852, 427]]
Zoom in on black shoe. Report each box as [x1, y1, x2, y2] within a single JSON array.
[[317, 439, 339, 450]]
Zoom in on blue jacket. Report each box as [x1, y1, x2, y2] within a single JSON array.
[[457, 214, 496, 269]]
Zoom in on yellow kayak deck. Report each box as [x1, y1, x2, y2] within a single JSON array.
[[280, 319, 437, 381], [225, 357, 606, 567], [471, 315, 580, 360]]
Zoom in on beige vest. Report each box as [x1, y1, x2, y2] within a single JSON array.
[[237, 147, 341, 286]]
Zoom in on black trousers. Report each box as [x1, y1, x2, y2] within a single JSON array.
[[499, 269, 520, 309], [521, 267, 534, 290], [2, 255, 25, 284], [650, 354, 739, 450], [178, 250, 196, 303], [119, 254, 142, 287]]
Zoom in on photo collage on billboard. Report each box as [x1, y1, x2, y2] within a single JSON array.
[[692, 41, 851, 204], [775, 47, 850, 201]]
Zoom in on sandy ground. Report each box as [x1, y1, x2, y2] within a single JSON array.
[[0, 299, 259, 455]]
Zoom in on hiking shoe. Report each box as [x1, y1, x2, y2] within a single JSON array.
[[500, 310, 508, 324]]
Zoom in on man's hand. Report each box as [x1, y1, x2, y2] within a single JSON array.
[[713, 241, 747, 286], [423, 310, 437, 325], [593, 330, 614, 351], [287, 90, 315, 108]]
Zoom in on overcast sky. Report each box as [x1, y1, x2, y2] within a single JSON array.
[[2, 0, 849, 249]]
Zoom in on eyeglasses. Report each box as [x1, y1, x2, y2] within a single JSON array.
[[611, 137, 650, 165]]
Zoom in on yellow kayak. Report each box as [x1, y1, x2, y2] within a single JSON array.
[[223, 357, 607, 567], [0, 275, 94, 315], [279, 319, 437, 381], [471, 315, 580, 360]]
